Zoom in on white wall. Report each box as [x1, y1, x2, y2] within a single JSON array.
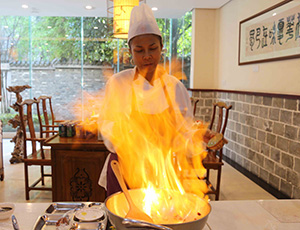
[[190, 9, 217, 89], [192, 0, 300, 95]]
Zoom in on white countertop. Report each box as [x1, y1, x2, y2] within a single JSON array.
[[206, 200, 300, 230], [0, 200, 299, 230], [0, 203, 49, 229]]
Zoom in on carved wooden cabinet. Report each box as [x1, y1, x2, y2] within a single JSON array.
[[0, 120, 3, 181], [45, 135, 109, 202]]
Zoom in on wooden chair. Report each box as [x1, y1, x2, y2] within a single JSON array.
[[190, 97, 199, 117], [203, 101, 232, 200], [35, 96, 61, 138], [17, 99, 52, 200]]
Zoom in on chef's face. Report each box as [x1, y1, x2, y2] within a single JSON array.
[[129, 34, 162, 77]]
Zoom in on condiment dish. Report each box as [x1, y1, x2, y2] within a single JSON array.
[[0, 203, 15, 220]]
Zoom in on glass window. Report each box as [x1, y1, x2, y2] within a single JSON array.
[[0, 16, 30, 132], [0, 12, 192, 132], [30, 16, 82, 121]]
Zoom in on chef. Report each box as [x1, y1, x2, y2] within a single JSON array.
[[99, 3, 193, 197]]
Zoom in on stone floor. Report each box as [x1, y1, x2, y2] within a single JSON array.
[[0, 138, 276, 203]]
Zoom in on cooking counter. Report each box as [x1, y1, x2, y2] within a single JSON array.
[[208, 200, 300, 230], [0, 200, 299, 229]]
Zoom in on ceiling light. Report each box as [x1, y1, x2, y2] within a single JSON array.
[[107, 0, 145, 39], [4, 26, 8, 29], [152, 7, 158, 11], [272, 13, 277, 16], [94, 27, 98, 29], [22, 4, 29, 9], [85, 5, 93, 10], [47, 26, 52, 29]]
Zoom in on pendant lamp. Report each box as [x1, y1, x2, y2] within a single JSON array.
[[107, 0, 145, 39]]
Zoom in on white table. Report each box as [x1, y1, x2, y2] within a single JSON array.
[[207, 200, 300, 230], [0, 200, 299, 229], [0, 203, 49, 229]]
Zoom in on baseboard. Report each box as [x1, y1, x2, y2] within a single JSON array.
[[223, 155, 290, 199]]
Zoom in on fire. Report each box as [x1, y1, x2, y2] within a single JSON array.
[[70, 59, 209, 223], [141, 187, 208, 224], [164, 57, 188, 81], [71, 91, 104, 139], [99, 59, 209, 224]]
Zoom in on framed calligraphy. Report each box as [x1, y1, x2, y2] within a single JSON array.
[[239, 0, 300, 65]]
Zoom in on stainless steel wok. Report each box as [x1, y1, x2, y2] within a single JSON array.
[[104, 189, 211, 230]]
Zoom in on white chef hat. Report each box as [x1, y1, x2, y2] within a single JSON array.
[[128, 3, 162, 45]]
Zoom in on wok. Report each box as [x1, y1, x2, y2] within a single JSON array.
[[105, 189, 211, 230]]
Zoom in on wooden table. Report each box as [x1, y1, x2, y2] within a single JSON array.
[[44, 134, 109, 202]]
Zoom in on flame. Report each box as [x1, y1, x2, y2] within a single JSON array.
[[164, 57, 188, 81], [99, 59, 209, 223], [70, 91, 104, 138], [70, 59, 209, 223]]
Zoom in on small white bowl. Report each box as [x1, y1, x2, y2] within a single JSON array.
[[0, 203, 15, 220]]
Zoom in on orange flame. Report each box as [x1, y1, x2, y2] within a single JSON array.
[[99, 59, 209, 223], [70, 91, 104, 138], [164, 57, 187, 81], [70, 59, 209, 223]]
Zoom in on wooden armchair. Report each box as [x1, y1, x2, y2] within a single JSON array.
[[203, 101, 232, 200], [35, 96, 62, 138], [17, 99, 52, 200], [191, 97, 199, 117]]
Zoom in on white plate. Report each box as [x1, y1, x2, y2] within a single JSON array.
[[74, 207, 104, 221]]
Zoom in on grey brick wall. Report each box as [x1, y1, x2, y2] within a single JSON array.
[[5, 65, 112, 120], [192, 90, 300, 198]]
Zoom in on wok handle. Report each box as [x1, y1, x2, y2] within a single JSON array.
[[122, 219, 173, 230]]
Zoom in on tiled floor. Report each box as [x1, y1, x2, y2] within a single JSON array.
[[0, 138, 276, 203], [0, 139, 52, 203]]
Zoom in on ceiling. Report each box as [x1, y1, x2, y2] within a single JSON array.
[[0, 0, 231, 18]]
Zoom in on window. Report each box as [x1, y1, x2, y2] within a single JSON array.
[[0, 12, 192, 132]]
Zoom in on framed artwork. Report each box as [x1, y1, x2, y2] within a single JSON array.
[[239, 0, 300, 65]]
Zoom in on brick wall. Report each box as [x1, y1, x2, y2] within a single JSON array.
[[192, 90, 300, 198], [5, 65, 112, 120]]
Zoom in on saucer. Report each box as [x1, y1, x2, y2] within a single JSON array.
[[74, 207, 104, 222]]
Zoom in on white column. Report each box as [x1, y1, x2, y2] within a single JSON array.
[[190, 9, 218, 89]]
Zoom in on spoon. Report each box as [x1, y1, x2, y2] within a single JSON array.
[[111, 160, 154, 223], [12, 215, 20, 230]]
